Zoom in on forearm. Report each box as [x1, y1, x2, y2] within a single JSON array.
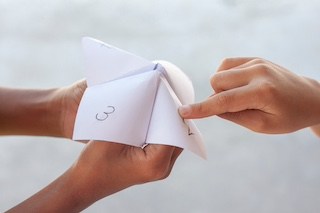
[[6, 139, 181, 212], [6, 167, 89, 212], [307, 78, 320, 137], [0, 87, 63, 137], [7, 161, 131, 212]]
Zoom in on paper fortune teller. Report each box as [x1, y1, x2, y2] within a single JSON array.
[[73, 37, 207, 159]]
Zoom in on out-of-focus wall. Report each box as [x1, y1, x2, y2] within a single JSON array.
[[1, 1, 320, 212]]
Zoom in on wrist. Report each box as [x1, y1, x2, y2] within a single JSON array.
[[68, 160, 128, 205], [33, 87, 66, 138], [51, 165, 97, 211], [47, 88, 67, 138], [68, 145, 138, 205], [7, 166, 93, 212], [53, 81, 87, 139], [304, 77, 320, 125], [0, 87, 63, 136]]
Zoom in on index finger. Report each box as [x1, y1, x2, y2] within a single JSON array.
[[179, 85, 257, 119], [217, 57, 256, 71]]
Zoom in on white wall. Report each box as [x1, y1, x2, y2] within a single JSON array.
[[1, 0, 320, 212]]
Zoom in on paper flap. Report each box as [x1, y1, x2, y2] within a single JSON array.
[[156, 60, 195, 105], [73, 71, 160, 146], [74, 37, 207, 159], [146, 77, 207, 159], [82, 37, 154, 87]]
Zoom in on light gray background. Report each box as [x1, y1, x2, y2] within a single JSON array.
[[1, 0, 320, 212]]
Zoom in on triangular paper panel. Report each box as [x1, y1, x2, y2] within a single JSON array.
[[156, 60, 195, 105], [73, 70, 160, 147], [146, 77, 207, 158], [82, 37, 155, 87], [73, 37, 207, 159]]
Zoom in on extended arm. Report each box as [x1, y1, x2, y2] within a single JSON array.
[[7, 141, 182, 212], [2, 79, 182, 211], [0, 80, 86, 138]]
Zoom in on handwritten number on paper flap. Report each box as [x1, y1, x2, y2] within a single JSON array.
[[95, 106, 116, 121], [187, 125, 194, 136], [182, 118, 194, 136]]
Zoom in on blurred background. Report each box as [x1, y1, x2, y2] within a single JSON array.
[[1, 0, 320, 212]]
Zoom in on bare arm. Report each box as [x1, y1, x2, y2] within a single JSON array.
[[7, 141, 182, 212], [0, 80, 86, 138], [2, 79, 182, 211]]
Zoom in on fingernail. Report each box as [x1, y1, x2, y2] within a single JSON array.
[[179, 105, 192, 117]]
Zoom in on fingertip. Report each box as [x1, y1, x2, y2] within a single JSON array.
[[180, 99, 220, 119], [180, 103, 208, 119], [178, 105, 192, 118]]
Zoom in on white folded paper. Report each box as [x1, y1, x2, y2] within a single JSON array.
[[73, 37, 207, 159]]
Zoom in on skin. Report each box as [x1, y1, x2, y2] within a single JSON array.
[[1, 80, 182, 212], [8, 142, 181, 212], [179, 57, 320, 135], [0, 80, 86, 138]]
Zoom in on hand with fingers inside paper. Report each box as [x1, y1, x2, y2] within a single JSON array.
[[5, 38, 205, 212], [73, 37, 207, 159]]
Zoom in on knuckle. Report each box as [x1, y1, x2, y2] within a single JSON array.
[[252, 58, 266, 65], [256, 80, 277, 101], [253, 63, 274, 78], [210, 74, 223, 92], [210, 75, 218, 87], [140, 162, 169, 182], [219, 57, 234, 70], [257, 64, 271, 75], [221, 57, 232, 65]]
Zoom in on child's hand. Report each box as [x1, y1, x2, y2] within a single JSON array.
[[179, 58, 320, 134]]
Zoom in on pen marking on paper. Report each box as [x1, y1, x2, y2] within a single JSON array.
[[187, 125, 194, 136], [95, 106, 116, 121], [183, 118, 194, 136], [153, 63, 159, 70]]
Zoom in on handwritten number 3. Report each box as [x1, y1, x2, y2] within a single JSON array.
[[96, 106, 116, 121], [182, 119, 194, 136], [95, 106, 194, 136]]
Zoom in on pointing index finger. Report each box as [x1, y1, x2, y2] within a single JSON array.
[[179, 86, 257, 119]]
